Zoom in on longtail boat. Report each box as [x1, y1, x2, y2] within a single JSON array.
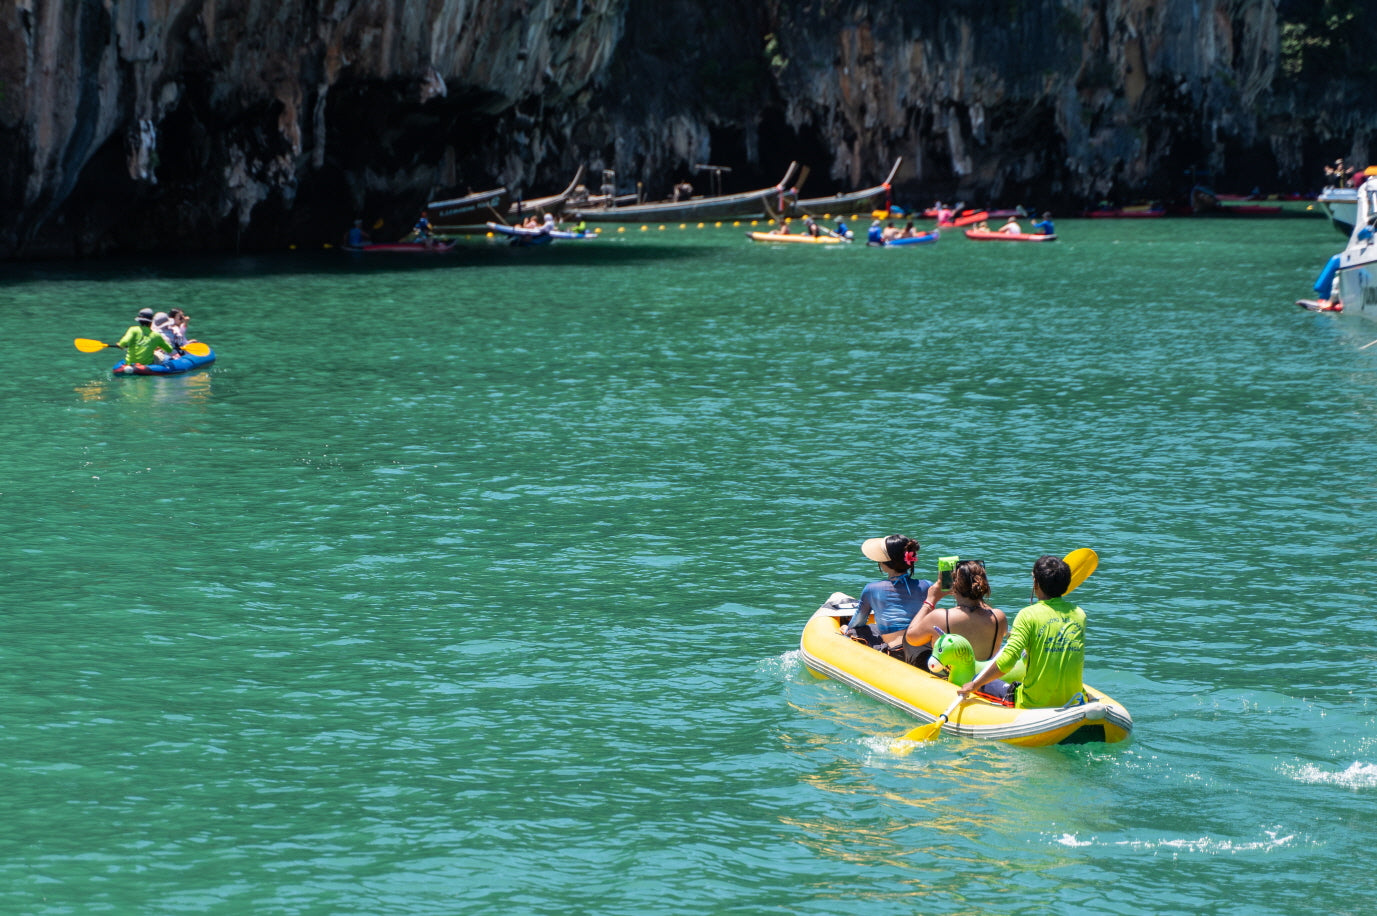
[[565, 163, 799, 223], [782, 159, 902, 218], [427, 186, 509, 235], [506, 167, 586, 220]]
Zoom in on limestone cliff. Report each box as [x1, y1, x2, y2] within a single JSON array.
[[0, 0, 1372, 258]]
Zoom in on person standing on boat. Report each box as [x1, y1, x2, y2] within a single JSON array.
[[116, 308, 172, 367], [841, 536, 932, 652], [957, 555, 1085, 708], [901, 560, 1008, 670]]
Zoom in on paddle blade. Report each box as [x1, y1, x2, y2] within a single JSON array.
[[900, 696, 964, 746], [183, 341, 211, 357], [74, 338, 112, 353], [903, 718, 946, 743], [1065, 548, 1099, 595]]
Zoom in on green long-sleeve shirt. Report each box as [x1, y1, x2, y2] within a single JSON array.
[[995, 597, 1085, 708], [116, 324, 170, 366]]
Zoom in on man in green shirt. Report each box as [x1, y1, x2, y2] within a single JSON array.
[[958, 555, 1085, 708], [117, 308, 172, 366]]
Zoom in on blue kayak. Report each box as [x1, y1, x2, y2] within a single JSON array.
[[113, 349, 216, 376], [486, 222, 599, 245], [881, 230, 940, 246]]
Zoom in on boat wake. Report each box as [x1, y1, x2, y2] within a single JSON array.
[[1055, 828, 1302, 853], [1285, 760, 1377, 789], [769, 648, 806, 676]]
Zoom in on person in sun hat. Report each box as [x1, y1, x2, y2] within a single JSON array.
[[116, 307, 172, 367], [151, 311, 188, 357], [151, 311, 172, 338], [841, 535, 933, 653]]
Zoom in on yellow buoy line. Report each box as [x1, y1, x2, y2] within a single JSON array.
[[321, 211, 885, 247]]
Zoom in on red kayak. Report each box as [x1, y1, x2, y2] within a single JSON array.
[[964, 229, 1057, 242], [939, 210, 989, 227]]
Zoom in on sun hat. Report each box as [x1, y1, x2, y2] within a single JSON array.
[[136, 307, 154, 324], [862, 536, 919, 564], [152, 311, 171, 328]]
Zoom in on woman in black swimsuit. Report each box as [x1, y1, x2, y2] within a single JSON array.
[[900, 559, 1008, 668]]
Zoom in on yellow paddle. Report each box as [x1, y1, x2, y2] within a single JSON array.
[[1064, 548, 1099, 593], [75, 338, 211, 357], [899, 547, 1099, 746], [903, 696, 963, 744]]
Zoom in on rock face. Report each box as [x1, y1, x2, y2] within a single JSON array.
[[0, 0, 1372, 258]]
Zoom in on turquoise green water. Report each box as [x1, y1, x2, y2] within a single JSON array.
[[3, 215, 1376, 915]]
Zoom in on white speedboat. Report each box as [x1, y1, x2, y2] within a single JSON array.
[[1318, 185, 1358, 236], [1335, 177, 1377, 322]]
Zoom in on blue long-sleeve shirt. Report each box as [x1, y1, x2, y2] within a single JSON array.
[[847, 574, 934, 635]]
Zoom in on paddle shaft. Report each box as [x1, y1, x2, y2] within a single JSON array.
[[931, 696, 962, 728]]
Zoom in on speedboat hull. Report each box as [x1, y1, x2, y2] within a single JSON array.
[[799, 596, 1132, 746], [1335, 177, 1377, 323], [1318, 186, 1358, 236]]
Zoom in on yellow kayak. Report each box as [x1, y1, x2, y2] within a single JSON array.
[[799, 594, 1133, 746], [747, 231, 846, 244]]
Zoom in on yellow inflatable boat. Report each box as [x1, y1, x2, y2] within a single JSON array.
[[746, 231, 847, 244], [800, 594, 1133, 746]]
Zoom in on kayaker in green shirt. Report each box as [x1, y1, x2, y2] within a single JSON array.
[[957, 554, 1085, 708], [117, 308, 172, 366]]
